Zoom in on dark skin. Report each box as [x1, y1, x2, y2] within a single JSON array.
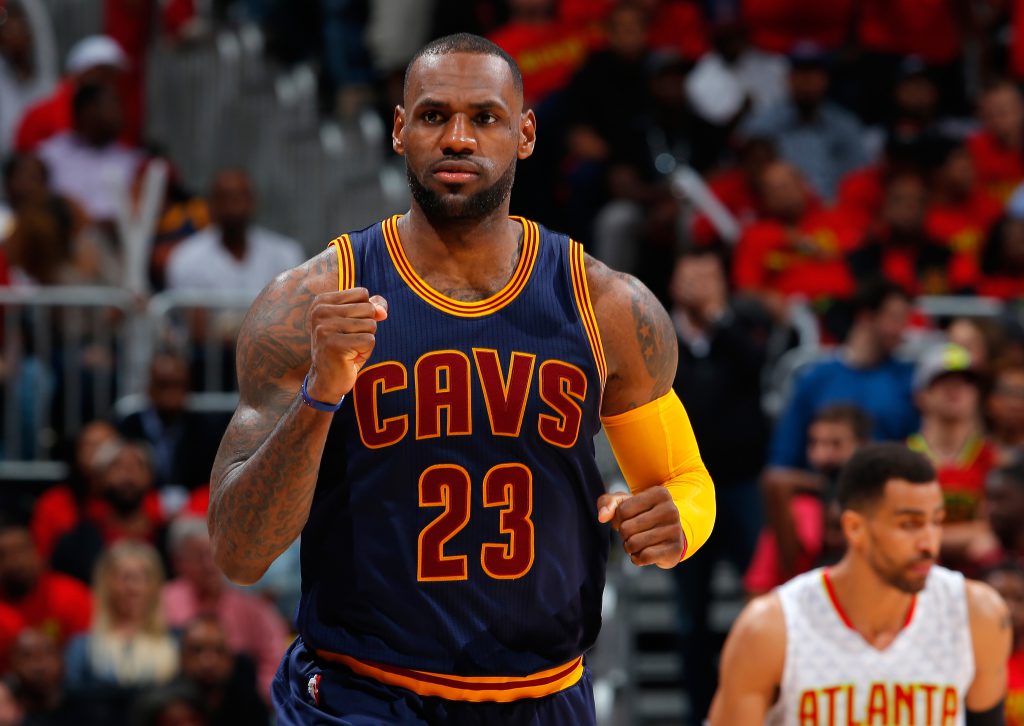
[[209, 51, 684, 584]]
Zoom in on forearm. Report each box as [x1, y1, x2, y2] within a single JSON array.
[[209, 396, 333, 584], [603, 390, 716, 560], [762, 468, 822, 577]]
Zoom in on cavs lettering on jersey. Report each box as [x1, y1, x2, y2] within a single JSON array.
[[767, 566, 974, 726], [295, 215, 608, 701]]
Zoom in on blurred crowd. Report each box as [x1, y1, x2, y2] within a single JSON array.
[[6, 0, 1024, 724]]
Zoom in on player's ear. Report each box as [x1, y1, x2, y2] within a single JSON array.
[[393, 106, 406, 156], [518, 109, 537, 160], [840, 509, 864, 547]]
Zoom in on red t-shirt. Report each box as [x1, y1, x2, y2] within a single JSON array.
[[742, 0, 854, 53], [1013, 0, 1024, 81], [1008, 649, 1024, 726], [8, 572, 91, 646], [857, 0, 961, 64], [733, 209, 863, 300], [925, 192, 1003, 258], [836, 165, 885, 229], [967, 130, 1024, 202], [907, 433, 996, 523], [488, 21, 602, 106], [30, 485, 166, 563], [14, 79, 75, 152], [648, 2, 709, 61], [557, 0, 613, 25], [691, 168, 762, 245], [978, 275, 1024, 300]]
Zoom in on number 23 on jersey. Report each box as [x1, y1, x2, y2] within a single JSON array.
[[417, 463, 535, 582]]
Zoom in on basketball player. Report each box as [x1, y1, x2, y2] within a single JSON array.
[[710, 442, 1010, 726], [208, 34, 716, 724]]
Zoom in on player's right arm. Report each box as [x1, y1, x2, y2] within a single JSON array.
[[708, 593, 786, 726], [207, 250, 387, 585], [964, 580, 1011, 722]]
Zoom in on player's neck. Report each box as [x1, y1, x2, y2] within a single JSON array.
[[402, 205, 517, 252], [827, 559, 916, 647], [398, 207, 523, 291]]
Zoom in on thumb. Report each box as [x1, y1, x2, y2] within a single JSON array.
[[370, 295, 388, 321], [597, 492, 630, 524]]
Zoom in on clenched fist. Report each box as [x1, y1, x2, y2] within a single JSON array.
[[597, 487, 686, 569], [305, 287, 388, 402]]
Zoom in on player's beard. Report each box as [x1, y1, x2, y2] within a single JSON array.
[[867, 539, 934, 594], [407, 156, 517, 222]]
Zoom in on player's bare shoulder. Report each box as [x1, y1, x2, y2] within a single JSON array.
[[965, 579, 1012, 646], [583, 253, 677, 415], [708, 592, 786, 726], [236, 247, 339, 398]]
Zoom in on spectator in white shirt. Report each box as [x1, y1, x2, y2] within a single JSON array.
[[36, 81, 143, 225], [165, 169, 304, 299]]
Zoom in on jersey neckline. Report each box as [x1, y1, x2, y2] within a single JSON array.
[[821, 568, 917, 651], [381, 214, 539, 318]]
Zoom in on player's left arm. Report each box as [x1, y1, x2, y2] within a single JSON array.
[[586, 254, 716, 568], [964, 580, 1012, 724]]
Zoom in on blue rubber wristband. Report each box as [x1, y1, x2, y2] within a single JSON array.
[[301, 373, 345, 412]]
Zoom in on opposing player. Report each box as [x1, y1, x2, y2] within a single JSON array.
[[208, 34, 716, 723], [710, 442, 1010, 726]]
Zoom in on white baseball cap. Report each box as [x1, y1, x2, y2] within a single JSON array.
[[65, 35, 130, 75]]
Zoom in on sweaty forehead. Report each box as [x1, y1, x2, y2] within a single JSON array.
[[880, 478, 943, 512], [406, 53, 520, 109]]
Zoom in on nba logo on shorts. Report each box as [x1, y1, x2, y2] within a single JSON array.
[[307, 673, 322, 706]]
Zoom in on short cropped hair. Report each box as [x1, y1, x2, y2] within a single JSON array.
[[405, 33, 523, 98], [837, 442, 936, 511], [850, 276, 910, 318], [812, 404, 873, 444]]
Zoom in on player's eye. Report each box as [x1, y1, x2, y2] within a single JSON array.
[[422, 111, 444, 124], [476, 113, 497, 124]]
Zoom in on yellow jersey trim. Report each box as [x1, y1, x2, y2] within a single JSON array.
[[315, 650, 584, 702], [381, 215, 539, 318], [568, 240, 607, 384], [328, 234, 356, 291]]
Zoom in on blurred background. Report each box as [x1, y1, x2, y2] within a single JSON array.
[[4, 0, 1024, 724]]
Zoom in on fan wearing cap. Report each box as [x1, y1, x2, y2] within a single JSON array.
[[13, 34, 128, 153], [907, 343, 997, 566]]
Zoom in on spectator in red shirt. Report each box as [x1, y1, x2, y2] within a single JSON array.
[[691, 136, 776, 245], [969, 81, 1024, 202], [14, 34, 128, 153], [488, 0, 600, 108], [50, 439, 167, 584], [0, 519, 91, 646], [847, 170, 977, 296], [978, 185, 1024, 299], [0, 602, 23, 674], [925, 138, 1003, 258], [741, 0, 855, 54], [733, 160, 862, 305], [31, 420, 119, 563], [907, 343, 997, 568]]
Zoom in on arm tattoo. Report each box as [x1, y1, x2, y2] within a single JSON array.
[[623, 272, 676, 397], [208, 251, 336, 582]]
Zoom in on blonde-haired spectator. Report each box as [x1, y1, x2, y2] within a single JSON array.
[[64, 541, 178, 699]]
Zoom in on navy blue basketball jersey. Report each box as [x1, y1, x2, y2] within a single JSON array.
[[296, 215, 608, 697]]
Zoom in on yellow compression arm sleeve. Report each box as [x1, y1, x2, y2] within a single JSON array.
[[601, 390, 716, 561]]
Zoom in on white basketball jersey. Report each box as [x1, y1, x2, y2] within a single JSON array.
[[765, 566, 975, 726]]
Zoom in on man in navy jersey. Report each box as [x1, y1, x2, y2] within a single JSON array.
[[209, 33, 716, 724]]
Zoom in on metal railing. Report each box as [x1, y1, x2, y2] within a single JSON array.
[[0, 286, 136, 467]]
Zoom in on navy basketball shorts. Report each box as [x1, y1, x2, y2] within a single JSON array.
[[272, 637, 597, 725]]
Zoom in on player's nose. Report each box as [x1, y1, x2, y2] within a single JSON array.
[[441, 113, 477, 155]]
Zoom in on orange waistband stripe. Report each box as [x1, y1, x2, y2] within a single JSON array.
[[314, 650, 584, 702]]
